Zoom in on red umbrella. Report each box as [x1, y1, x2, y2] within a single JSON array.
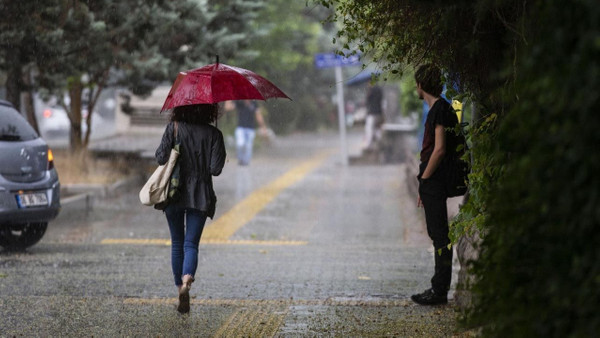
[[160, 62, 290, 112]]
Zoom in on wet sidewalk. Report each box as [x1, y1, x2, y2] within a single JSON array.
[[1, 129, 462, 336]]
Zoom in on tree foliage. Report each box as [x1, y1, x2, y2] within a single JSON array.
[[0, 0, 265, 152], [225, 0, 337, 134], [0, 0, 60, 131], [319, 0, 521, 107], [320, 0, 600, 335]]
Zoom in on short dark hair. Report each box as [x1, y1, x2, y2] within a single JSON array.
[[170, 104, 218, 125], [415, 64, 443, 97]]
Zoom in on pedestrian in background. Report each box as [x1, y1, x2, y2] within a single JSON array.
[[235, 100, 267, 166], [412, 64, 460, 306], [155, 104, 226, 313], [364, 82, 384, 150]]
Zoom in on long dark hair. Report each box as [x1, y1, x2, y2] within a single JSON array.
[[170, 104, 219, 125]]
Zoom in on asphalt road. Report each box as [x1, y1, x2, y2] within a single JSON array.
[[0, 130, 460, 337]]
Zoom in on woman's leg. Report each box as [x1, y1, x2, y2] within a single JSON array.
[[181, 208, 208, 280], [165, 204, 185, 287]]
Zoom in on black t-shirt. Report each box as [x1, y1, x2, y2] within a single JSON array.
[[420, 99, 459, 164], [236, 101, 258, 129]]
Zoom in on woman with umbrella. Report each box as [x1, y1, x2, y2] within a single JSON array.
[[156, 61, 289, 313], [155, 104, 226, 313]]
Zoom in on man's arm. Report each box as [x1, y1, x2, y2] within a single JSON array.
[[421, 124, 446, 179]]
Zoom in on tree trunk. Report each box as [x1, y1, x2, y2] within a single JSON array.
[[82, 77, 106, 149], [22, 66, 40, 134], [68, 78, 84, 153]]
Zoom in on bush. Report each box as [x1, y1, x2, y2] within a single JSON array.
[[465, 1, 600, 336]]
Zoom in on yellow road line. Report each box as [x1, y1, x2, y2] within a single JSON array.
[[101, 150, 330, 247], [100, 238, 307, 246], [101, 238, 171, 245], [214, 305, 288, 338], [202, 150, 331, 241]]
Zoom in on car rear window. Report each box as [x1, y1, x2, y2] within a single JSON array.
[[0, 106, 39, 141]]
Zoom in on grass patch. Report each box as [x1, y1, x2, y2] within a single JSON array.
[[53, 150, 132, 185]]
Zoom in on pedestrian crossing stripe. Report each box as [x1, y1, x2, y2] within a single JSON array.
[[122, 298, 412, 307], [100, 238, 308, 246], [123, 297, 414, 337]]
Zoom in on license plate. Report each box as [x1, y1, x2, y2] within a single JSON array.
[[16, 192, 48, 208]]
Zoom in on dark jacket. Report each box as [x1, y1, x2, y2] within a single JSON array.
[[155, 121, 226, 218]]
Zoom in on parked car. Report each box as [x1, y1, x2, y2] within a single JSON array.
[[0, 100, 60, 250]]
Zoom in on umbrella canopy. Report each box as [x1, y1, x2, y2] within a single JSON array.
[[161, 63, 290, 112]]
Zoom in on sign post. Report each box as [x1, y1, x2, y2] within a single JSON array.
[[314, 53, 361, 166], [334, 66, 348, 165]]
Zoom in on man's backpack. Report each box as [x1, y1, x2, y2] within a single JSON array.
[[444, 122, 470, 197]]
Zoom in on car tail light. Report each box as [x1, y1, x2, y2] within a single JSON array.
[[48, 148, 55, 170], [43, 109, 53, 118]]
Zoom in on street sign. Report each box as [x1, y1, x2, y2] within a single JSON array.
[[314, 53, 361, 69]]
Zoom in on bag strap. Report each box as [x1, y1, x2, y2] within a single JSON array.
[[172, 121, 182, 155]]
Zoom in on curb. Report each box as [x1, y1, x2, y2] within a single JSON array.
[[60, 175, 144, 213]]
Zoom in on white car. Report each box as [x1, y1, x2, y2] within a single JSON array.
[[37, 104, 104, 139]]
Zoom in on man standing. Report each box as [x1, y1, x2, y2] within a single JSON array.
[[411, 64, 459, 305], [364, 83, 384, 150], [235, 100, 266, 166]]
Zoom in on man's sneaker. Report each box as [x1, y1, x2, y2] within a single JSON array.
[[411, 288, 448, 305]]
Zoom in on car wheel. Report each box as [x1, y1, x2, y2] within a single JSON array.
[[0, 222, 48, 250]]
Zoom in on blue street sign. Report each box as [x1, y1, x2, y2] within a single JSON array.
[[314, 53, 361, 69]]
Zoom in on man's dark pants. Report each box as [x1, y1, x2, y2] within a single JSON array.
[[418, 177, 452, 294]]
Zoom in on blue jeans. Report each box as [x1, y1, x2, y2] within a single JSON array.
[[235, 127, 256, 165], [165, 205, 207, 286]]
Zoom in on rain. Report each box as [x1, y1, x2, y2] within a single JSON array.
[[3, 0, 597, 336], [0, 1, 458, 336]]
